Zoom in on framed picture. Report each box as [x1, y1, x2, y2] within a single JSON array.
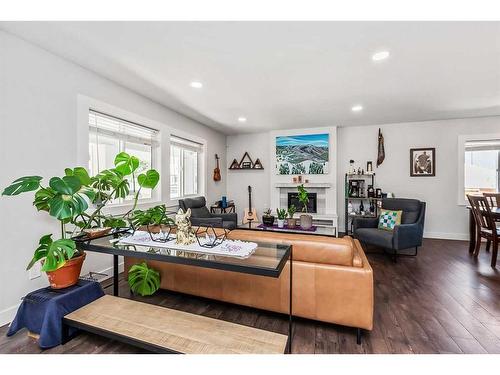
[[410, 148, 435, 177], [276, 133, 329, 175]]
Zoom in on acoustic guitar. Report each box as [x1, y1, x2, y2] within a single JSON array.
[[213, 154, 221, 182], [243, 185, 258, 224]]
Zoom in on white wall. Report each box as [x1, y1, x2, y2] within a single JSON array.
[[227, 116, 500, 239], [226, 132, 270, 221], [337, 116, 500, 239], [0, 31, 227, 324]]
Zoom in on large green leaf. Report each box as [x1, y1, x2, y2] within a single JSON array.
[[33, 187, 56, 212], [48, 191, 88, 220], [113, 178, 130, 199], [27, 234, 76, 272], [138, 169, 160, 189], [128, 262, 160, 296], [65, 167, 91, 186], [49, 176, 82, 195], [2, 176, 42, 196], [114, 152, 139, 176]]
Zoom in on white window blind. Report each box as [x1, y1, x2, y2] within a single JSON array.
[[89, 110, 159, 148], [88, 110, 159, 203]]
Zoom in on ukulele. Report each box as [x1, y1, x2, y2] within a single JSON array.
[[243, 185, 258, 224], [213, 154, 221, 181]]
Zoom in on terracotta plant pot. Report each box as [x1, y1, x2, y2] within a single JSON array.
[[286, 218, 296, 228], [46, 252, 86, 289], [300, 214, 313, 229]]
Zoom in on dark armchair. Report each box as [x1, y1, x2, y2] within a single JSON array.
[[179, 196, 237, 230], [353, 198, 426, 261]]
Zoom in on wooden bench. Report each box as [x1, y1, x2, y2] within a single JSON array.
[[62, 295, 288, 354]]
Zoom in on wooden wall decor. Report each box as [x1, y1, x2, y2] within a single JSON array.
[[229, 152, 264, 170]]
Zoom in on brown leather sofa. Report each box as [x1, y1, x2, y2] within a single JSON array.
[[124, 229, 374, 339]]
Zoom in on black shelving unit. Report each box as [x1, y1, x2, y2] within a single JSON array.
[[344, 173, 380, 235]]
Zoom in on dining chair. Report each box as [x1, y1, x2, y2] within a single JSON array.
[[467, 195, 499, 268], [484, 192, 500, 208]]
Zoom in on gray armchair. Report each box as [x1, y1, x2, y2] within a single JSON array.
[[353, 198, 426, 261], [179, 196, 237, 230]]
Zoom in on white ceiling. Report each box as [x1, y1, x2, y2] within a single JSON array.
[[1, 21, 499, 134]]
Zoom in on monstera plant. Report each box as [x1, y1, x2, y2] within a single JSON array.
[[128, 262, 161, 296], [2, 152, 160, 289]]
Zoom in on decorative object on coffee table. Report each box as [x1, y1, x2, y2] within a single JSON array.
[[262, 208, 275, 226], [410, 147, 435, 177], [195, 226, 228, 248], [1, 151, 159, 289], [175, 208, 197, 245], [287, 205, 297, 228], [276, 208, 287, 228], [297, 184, 313, 229], [131, 204, 176, 242]]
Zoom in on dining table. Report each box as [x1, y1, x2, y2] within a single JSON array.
[[467, 205, 500, 253]]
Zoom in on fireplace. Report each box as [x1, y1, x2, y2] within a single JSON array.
[[287, 192, 317, 214]]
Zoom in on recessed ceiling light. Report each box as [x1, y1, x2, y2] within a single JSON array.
[[238, 117, 247, 123], [190, 81, 203, 88], [351, 105, 363, 112], [372, 51, 390, 61]]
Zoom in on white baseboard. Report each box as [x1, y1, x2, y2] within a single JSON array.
[[0, 304, 20, 327], [423, 231, 469, 241], [0, 261, 125, 327]]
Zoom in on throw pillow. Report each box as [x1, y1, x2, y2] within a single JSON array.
[[378, 209, 402, 231]]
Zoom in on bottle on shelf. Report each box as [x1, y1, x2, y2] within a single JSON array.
[[369, 200, 375, 214], [359, 200, 365, 215]]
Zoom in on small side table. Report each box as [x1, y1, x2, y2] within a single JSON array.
[[210, 203, 236, 214], [7, 280, 104, 349]]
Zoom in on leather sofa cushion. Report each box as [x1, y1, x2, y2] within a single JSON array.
[[227, 230, 355, 267]]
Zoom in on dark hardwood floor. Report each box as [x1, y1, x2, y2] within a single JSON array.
[[2, 238, 500, 354]]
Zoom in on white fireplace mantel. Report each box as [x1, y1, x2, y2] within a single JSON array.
[[274, 183, 332, 189]]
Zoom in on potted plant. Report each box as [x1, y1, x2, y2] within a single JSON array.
[[2, 152, 159, 289], [131, 204, 175, 234], [262, 208, 275, 226], [287, 204, 297, 228], [297, 184, 313, 229], [276, 208, 287, 228]]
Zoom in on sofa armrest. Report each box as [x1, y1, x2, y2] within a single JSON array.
[[393, 223, 423, 250], [353, 217, 379, 231], [190, 217, 223, 227]]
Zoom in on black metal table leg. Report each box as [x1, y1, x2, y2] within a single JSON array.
[[113, 254, 119, 296], [288, 246, 293, 354]]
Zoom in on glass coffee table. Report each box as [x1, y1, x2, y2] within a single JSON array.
[[71, 229, 293, 353]]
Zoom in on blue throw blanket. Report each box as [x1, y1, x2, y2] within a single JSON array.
[[7, 279, 105, 349]]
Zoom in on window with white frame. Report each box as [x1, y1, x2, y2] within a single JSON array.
[[464, 139, 500, 198], [170, 135, 202, 200], [88, 110, 159, 204]]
